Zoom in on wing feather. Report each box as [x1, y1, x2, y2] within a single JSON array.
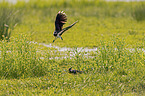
[[55, 11, 67, 32], [58, 20, 78, 36]]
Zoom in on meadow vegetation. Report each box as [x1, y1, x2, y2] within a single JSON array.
[[0, 5, 21, 41], [0, 0, 145, 95]]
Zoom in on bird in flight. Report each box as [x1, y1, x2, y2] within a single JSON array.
[[53, 11, 78, 42]]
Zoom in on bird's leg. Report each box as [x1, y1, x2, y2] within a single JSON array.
[[60, 37, 63, 40], [58, 35, 63, 40], [52, 37, 57, 43]]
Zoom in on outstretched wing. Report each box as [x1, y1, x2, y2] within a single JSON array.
[[55, 11, 67, 32], [58, 20, 78, 36]]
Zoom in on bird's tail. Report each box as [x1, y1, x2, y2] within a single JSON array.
[[58, 20, 78, 36]]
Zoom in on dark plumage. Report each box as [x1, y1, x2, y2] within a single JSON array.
[[68, 67, 83, 74], [53, 11, 78, 42]]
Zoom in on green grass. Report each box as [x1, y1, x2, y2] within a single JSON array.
[[0, 4, 21, 41], [9, 0, 145, 48], [0, 0, 145, 95], [0, 34, 144, 95], [132, 3, 145, 21]]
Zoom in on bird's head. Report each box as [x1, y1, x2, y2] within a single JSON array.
[[68, 67, 72, 71], [53, 31, 57, 37]]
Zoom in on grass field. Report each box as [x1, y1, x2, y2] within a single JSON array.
[[0, 0, 145, 95]]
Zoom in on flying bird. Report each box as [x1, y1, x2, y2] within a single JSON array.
[[53, 11, 78, 42]]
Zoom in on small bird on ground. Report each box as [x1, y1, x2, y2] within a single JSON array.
[[68, 67, 83, 74], [53, 11, 78, 42]]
